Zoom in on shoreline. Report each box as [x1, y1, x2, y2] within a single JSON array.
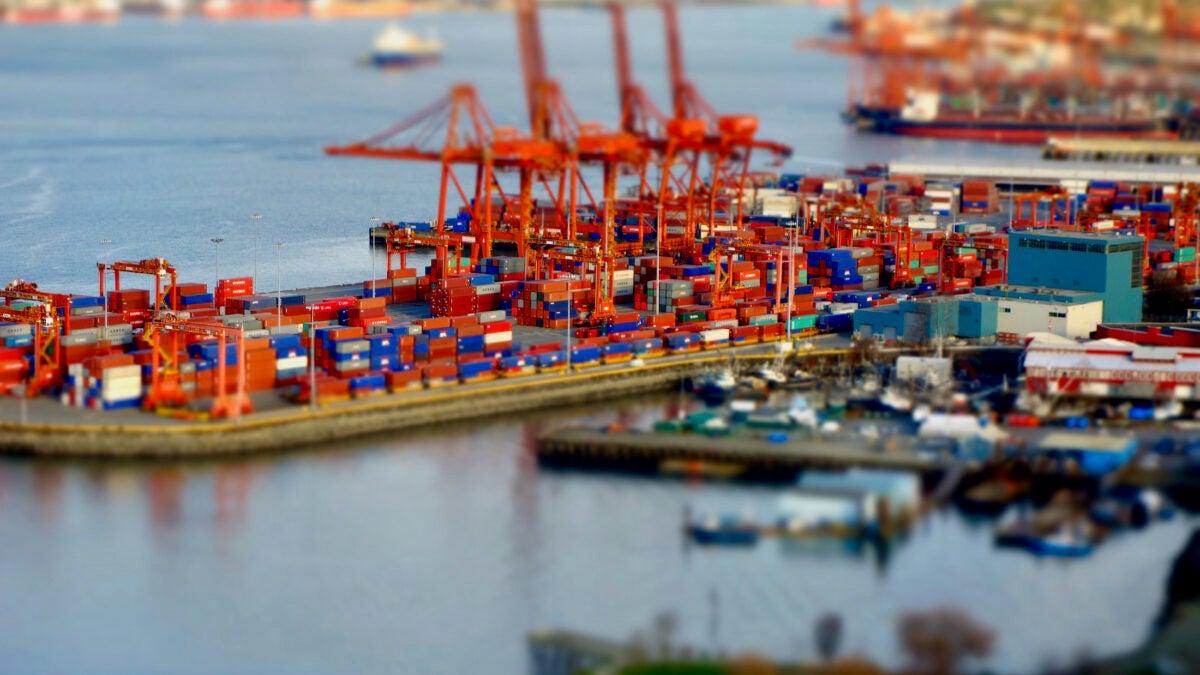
[[0, 352, 774, 459]]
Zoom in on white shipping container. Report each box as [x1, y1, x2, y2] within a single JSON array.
[[276, 356, 308, 370], [477, 310, 506, 323], [102, 365, 143, 381], [700, 328, 731, 342], [709, 319, 739, 329], [101, 380, 143, 400], [483, 331, 513, 344]]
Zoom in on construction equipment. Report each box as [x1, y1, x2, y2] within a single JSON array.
[[97, 258, 179, 311], [141, 313, 252, 418]]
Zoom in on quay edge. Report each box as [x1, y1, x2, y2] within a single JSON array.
[[0, 356, 749, 459]]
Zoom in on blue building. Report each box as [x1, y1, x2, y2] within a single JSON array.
[[1005, 230, 1144, 324]]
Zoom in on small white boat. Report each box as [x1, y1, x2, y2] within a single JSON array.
[[366, 23, 443, 67]]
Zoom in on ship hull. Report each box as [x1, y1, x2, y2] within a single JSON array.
[[202, 2, 304, 19], [310, 1, 408, 18], [3, 8, 119, 23], [369, 52, 440, 67], [852, 106, 1177, 145]]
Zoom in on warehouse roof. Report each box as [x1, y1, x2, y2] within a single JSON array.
[[975, 285, 1104, 304], [1008, 229, 1145, 244], [1037, 432, 1138, 454]]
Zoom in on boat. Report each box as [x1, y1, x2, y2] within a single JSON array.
[[1024, 526, 1094, 558], [3, 0, 119, 23], [201, 0, 304, 19], [686, 514, 760, 546], [309, 0, 408, 19], [688, 368, 737, 404], [365, 23, 443, 68], [851, 90, 1178, 145]]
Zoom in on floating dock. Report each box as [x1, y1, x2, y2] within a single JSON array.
[[536, 427, 942, 483]]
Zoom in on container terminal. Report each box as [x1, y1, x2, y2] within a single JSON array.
[[4, 0, 1200, 458]]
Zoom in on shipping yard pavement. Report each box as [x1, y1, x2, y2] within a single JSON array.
[[0, 281, 856, 457]]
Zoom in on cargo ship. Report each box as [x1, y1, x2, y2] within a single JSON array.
[[201, 0, 304, 19], [2, 0, 119, 23], [365, 23, 443, 68], [309, 0, 408, 19], [851, 90, 1178, 145]]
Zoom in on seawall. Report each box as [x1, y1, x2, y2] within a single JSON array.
[[0, 358, 727, 459]]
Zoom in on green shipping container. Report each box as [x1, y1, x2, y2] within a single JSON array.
[[909, 259, 921, 270], [1176, 247, 1196, 263], [924, 265, 940, 274], [797, 271, 808, 284], [956, 247, 977, 256], [749, 314, 779, 326], [788, 314, 818, 331]]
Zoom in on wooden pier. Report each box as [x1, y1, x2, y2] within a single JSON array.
[[536, 427, 944, 482]]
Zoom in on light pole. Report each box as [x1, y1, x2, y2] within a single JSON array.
[[786, 221, 795, 346], [275, 242, 284, 327], [369, 216, 380, 298], [306, 304, 317, 411], [100, 238, 111, 336], [251, 213, 261, 291], [211, 237, 225, 291], [564, 286, 588, 374]]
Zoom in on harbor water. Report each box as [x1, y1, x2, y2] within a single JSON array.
[[0, 7, 1191, 673]]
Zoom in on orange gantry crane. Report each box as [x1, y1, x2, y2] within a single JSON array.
[[98, 257, 179, 311], [141, 314, 252, 418], [0, 304, 61, 396]]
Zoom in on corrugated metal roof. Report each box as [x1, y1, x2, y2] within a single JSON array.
[[1037, 432, 1137, 453], [889, 158, 1200, 185]]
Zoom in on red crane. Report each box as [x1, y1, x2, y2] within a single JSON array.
[[141, 314, 252, 419], [97, 258, 180, 311], [0, 304, 60, 396]]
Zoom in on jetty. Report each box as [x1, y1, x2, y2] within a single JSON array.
[[536, 426, 943, 483]]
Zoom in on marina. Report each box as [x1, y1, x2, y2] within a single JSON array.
[[2, 1, 1200, 673]]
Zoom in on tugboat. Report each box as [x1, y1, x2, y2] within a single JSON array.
[[365, 23, 443, 68], [685, 512, 760, 546]]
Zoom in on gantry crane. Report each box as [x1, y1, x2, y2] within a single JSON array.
[[97, 258, 179, 312], [0, 304, 60, 396], [141, 314, 252, 418], [1, 280, 73, 335]]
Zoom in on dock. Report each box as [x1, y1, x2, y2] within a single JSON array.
[[888, 157, 1200, 190], [536, 427, 942, 482], [1043, 137, 1200, 165]]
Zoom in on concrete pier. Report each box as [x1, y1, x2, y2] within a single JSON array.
[[537, 426, 941, 483]]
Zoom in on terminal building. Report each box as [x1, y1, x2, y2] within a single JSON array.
[[1005, 229, 1144, 324], [853, 229, 1147, 344]]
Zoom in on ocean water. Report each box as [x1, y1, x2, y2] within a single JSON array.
[[0, 7, 1190, 674]]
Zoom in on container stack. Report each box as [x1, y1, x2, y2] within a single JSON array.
[[430, 276, 477, 318], [215, 277, 253, 309], [388, 268, 420, 304], [959, 180, 999, 215], [242, 338, 277, 392], [107, 289, 151, 329], [925, 182, 959, 216], [512, 279, 590, 329], [83, 355, 142, 410], [270, 334, 308, 383], [0, 335, 29, 395], [167, 283, 215, 311]]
